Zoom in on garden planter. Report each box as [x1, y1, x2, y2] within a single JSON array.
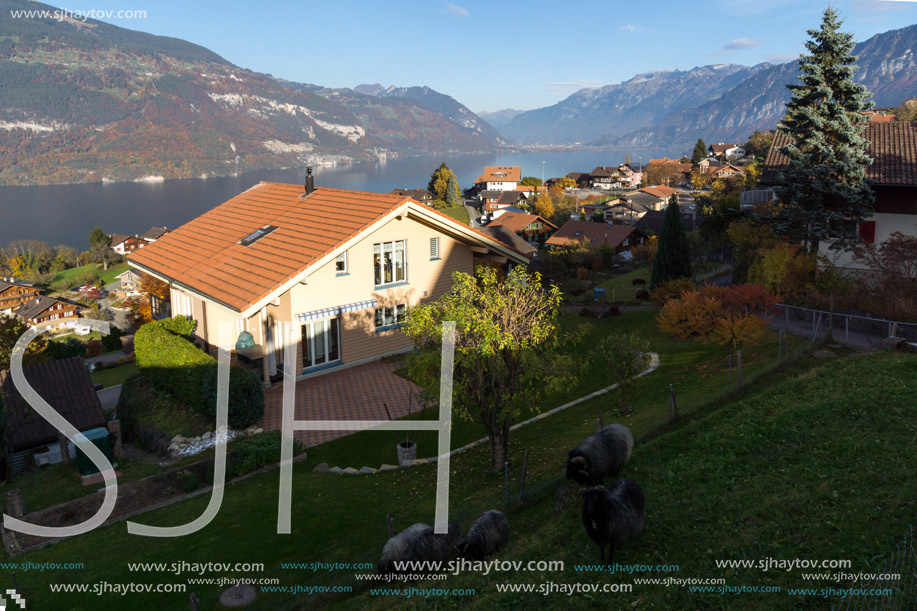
[[396, 441, 417, 466]]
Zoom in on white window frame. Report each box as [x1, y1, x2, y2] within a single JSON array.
[[430, 237, 440, 260], [374, 303, 407, 331], [335, 250, 348, 275], [373, 240, 407, 287]]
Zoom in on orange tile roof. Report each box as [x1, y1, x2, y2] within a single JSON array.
[[474, 166, 522, 184], [640, 185, 679, 198], [130, 182, 525, 312], [486, 211, 557, 233]]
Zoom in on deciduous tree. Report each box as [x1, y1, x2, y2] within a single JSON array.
[[534, 192, 554, 219], [594, 332, 650, 415], [428, 162, 457, 202], [402, 266, 578, 472]]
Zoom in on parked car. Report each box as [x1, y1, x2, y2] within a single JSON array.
[[74, 325, 92, 335]]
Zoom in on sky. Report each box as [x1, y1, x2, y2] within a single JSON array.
[[49, 0, 917, 112]]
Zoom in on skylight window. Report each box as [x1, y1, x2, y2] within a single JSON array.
[[239, 225, 278, 246]]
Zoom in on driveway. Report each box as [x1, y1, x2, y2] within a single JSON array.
[[260, 361, 424, 448], [101, 281, 135, 332]]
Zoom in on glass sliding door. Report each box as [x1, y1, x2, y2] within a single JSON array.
[[301, 318, 341, 371]]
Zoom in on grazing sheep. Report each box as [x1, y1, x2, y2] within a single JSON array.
[[632, 278, 647, 287], [456, 510, 510, 561], [377, 523, 429, 575], [581, 479, 645, 562], [635, 289, 650, 300], [566, 424, 633, 485], [403, 521, 462, 569]]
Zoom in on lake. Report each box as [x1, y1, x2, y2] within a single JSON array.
[[0, 149, 670, 249]]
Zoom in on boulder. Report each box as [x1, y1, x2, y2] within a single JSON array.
[[312, 462, 330, 473]]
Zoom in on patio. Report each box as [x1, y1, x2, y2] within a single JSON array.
[[259, 361, 423, 448]]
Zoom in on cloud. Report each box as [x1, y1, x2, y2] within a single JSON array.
[[619, 24, 645, 33], [707, 37, 763, 57], [544, 80, 606, 96], [444, 3, 469, 17]]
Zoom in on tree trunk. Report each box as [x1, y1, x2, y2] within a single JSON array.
[[487, 421, 512, 472]]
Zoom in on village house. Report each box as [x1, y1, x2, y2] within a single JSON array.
[[0, 279, 42, 315], [128, 172, 528, 384], [473, 166, 521, 192], [13, 296, 84, 332], [708, 164, 746, 180], [480, 190, 527, 213], [546, 220, 646, 252], [114, 268, 147, 293], [708, 143, 746, 161], [646, 158, 692, 186], [109, 233, 145, 255], [140, 226, 169, 243], [484, 211, 557, 245], [391, 188, 434, 206], [589, 166, 625, 190], [762, 121, 917, 273], [617, 163, 643, 187]]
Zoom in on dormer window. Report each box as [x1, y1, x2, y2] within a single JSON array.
[[239, 225, 278, 246]]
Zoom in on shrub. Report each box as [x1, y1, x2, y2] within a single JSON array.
[[235, 431, 302, 476], [158, 315, 197, 336], [86, 339, 103, 357], [134, 318, 264, 428], [101, 326, 124, 353], [176, 469, 199, 493], [45, 337, 87, 360], [650, 278, 695, 306]]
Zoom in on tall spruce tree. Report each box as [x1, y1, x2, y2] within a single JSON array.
[[445, 174, 461, 206], [650, 196, 692, 288], [774, 7, 874, 254], [691, 139, 707, 166]]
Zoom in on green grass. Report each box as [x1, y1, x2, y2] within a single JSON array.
[[0, 313, 851, 610], [90, 363, 138, 388], [596, 264, 652, 301], [44, 262, 129, 289], [440, 205, 470, 224]]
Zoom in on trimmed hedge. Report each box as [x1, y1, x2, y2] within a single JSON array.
[[235, 431, 303, 476], [134, 317, 264, 428]]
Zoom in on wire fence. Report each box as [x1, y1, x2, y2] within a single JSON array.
[[833, 526, 915, 610], [771, 304, 917, 346]]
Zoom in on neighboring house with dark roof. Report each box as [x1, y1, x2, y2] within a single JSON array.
[[698, 157, 721, 172], [485, 211, 557, 245], [635, 209, 705, 236], [14, 296, 83, 331], [589, 166, 625, 190], [762, 121, 917, 272], [0, 279, 41, 314], [140, 227, 169, 242], [618, 163, 643, 186], [473, 166, 521, 192], [709, 164, 745, 180], [546, 221, 646, 252], [0, 357, 107, 477], [128, 181, 528, 383], [481, 226, 537, 260], [391, 189, 434, 206], [109, 233, 144, 255], [565, 172, 591, 188], [115, 268, 147, 293], [708, 143, 745, 160], [481, 190, 526, 212]]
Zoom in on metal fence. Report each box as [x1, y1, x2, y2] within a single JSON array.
[[772, 304, 917, 345], [833, 526, 915, 610]]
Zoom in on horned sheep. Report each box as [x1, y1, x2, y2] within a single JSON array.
[[580, 479, 645, 562], [566, 424, 633, 485]]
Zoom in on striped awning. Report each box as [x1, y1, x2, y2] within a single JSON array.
[[295, 299, 378, 322]]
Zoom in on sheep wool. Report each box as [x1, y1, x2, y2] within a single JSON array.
[[581, 479, 646, 562], [457, 510, 510, 561], [566, 423, 634, 485], [404, 521, 462, 569], [377, 523, 429, 575]]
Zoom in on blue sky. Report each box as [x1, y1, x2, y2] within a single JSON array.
[[57, 0, 917, 112]]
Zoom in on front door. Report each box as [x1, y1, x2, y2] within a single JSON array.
[[301, 318, 340, 370]]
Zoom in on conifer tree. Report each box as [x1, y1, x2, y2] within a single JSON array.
[[445, 174, 461, 206], [774, 7, 874, 254], [691, 139, 707, 166], [650, 196, 692, 288]]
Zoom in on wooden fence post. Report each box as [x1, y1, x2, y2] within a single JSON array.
[[737, 351, 743, 388], [517, 450, 530, 503], [669, 384, 679, 422]]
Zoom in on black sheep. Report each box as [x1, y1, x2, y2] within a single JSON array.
[[456, 510, 510, 561], [566, 424, 633, 485], [403, 521, 462, 570], [581, 479, 645, 562]]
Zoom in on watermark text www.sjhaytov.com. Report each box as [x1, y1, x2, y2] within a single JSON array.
[[9, 7, 147, 21]]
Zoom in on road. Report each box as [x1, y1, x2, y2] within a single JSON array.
[[463, 200, 482, 228]]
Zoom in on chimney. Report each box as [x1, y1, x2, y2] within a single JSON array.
[[305, 166, 315, 195]]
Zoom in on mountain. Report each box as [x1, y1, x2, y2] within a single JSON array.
[[0, 0, 500, 186], [607, 24, 917, 151], [499, 64, 771, 144], [477, 109, 526, 129], [353, 83, 385, 96]]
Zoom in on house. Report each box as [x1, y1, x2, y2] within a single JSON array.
[[546, 221, 646, 252], [127, 176, 529, 384], [698, 157, 721, 172], [640, 185, 679, 200], [473, 166, 521, 192], [708, 143, 745, 160], [109, 233, 145, 255], [565, 172, 591, 188], [115, 268, 147, 293], [580, 199, 624, 219], [485, 211, 557, 245], [480, 190, 527, 213], [0, 357, 108, 477], [646, 158, 693, 185], [0, 279, 41, 315], [481, 226, 537, 260], [589, 166, 625, 190], [620, 191, 668, 215], [762, 121, 917, 272], [617, 164, 643, 187], [140, 226, 169, 243], [635, 209, 705, 236], [391, 189, 434, 206], [14, 296, 83, 331], [489, 206, 527, 220], [739, 189, 778, 210], [708, 164, 745, 180]]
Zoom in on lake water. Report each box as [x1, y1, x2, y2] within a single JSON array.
[[0, 149, 670, 249]]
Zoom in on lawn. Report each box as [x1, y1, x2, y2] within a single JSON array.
[[90, 363, 138, 388], [595, 264, 652, 302], [440, 205, 470, 224], [44, 262, 129, 289], [0, 312, 846, 610]]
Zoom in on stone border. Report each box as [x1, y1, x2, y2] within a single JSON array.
[[312, 353, 661, 475]]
